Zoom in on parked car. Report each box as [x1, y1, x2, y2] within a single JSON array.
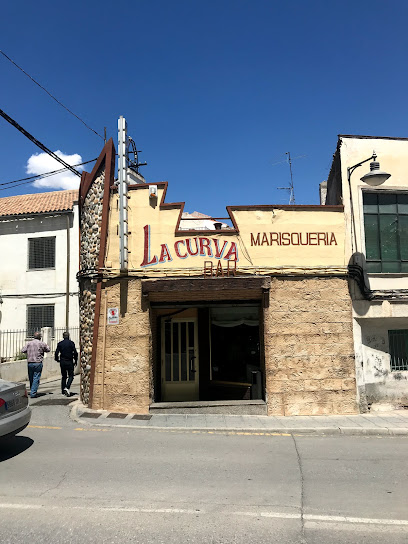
[[0, 379, 31, 440]]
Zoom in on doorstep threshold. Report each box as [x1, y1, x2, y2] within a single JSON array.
[[150, 399, 266, 409]]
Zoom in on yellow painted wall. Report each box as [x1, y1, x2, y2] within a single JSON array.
[[105, 186, 346, 276]]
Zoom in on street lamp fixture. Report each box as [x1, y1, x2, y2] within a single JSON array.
[[348, 151, 391, 186], [347, 151, 391, 253]]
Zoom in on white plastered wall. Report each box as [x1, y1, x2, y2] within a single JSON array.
[[340, 137, 408, 405], [0, 206, 79, 332]]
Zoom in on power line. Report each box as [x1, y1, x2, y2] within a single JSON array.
[[0, 49, 104, 140], [0, 180, 41, 191], [0, 158, 97, 187], [0, 108, 82, 177]]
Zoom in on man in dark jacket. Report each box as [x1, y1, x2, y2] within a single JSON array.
[[55, 332, 78, 396]]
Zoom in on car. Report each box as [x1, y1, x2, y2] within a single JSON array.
[[0, 379, 31, 440]]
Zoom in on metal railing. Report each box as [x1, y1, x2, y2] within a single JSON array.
[[0, 327, 80, 363], [389, 329, 408, 371]]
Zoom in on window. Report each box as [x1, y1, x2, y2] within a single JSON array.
[[389, 330, 408, 371], [28, 237, 56, 269], [363, 192, 408, 273], [27, 304, 55, 338]]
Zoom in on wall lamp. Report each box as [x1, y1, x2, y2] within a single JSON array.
[[348, 151, 391, 187], [347, 151, 391, 253]]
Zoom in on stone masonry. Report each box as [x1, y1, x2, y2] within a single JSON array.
[[79, 167, 105, 405], [91, 280, 152, 413], [264, 277, 357, 416]]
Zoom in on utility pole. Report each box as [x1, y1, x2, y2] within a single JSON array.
[[118, 116, 128, 273]]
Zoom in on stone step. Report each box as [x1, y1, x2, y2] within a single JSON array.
[[149, 399, 267, 415]]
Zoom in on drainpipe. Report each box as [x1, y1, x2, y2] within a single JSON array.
[[65, 213, 70, 332]]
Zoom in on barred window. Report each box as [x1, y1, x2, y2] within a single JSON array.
[[28, 237, 56, 269], [27, 305, 55, 338], [388, 329, 408, 371]]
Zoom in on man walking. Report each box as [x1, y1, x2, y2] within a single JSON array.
[[22, 331, 50, 398], [54, 332, 78, 397]]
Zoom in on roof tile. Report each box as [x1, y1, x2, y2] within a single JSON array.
[[0, 189, 78, 217]]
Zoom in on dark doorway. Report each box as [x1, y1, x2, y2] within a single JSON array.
[[209, 306, 262, 400], [154, 304, 263, 403]]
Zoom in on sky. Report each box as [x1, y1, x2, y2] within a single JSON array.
[[1, 0, 408, 217]]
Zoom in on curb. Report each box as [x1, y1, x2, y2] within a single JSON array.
[[70, 405, 408, 436]]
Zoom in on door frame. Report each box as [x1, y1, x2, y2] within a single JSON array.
[[160, 317, 199, 401]]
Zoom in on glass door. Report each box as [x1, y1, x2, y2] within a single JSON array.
[[161, 318, 199, 401]]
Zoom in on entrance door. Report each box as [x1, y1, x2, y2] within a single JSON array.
[[161, 318, 199, 401]]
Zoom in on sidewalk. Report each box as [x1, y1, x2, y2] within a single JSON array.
[[71, 402, 408, 436], [28, 378, 408, 436]]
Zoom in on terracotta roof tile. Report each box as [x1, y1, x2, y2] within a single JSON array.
[[0, 189, 78, 217]]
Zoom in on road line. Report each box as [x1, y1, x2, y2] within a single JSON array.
[[28, 425, 62, 430], [303, 514, 408, 526], [74, 427, 110, 432], [0, 502, 407, 526], [103, 507, 200, 514], [0, 504, 43, 510], [234, 511, 300, 519]]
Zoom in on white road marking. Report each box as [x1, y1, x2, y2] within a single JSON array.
[[0, 503, 407, 527], [303, 514, 408, 526], [0, 504, 43, 510], [234, 511, 299, 519]]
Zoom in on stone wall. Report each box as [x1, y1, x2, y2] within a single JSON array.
[[91, 279, 151, 413], [264, 277, 357, 415], [79, 167, 105, 405]]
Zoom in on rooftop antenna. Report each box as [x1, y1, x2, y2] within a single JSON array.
[[127, 137, 147, 174], [277, 151, 296, 204]]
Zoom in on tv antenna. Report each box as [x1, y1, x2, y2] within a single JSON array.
[[277, 151, 297, 204]]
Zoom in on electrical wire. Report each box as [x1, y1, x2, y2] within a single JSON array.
[[0, 108, 82, 177], [0, 158, 97, 187], [0, 49, 104, 140]]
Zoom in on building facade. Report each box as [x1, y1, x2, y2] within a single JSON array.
[[325, 135, 408, 409], [0, 190, 80, 345], [78, 141, 357, 416]]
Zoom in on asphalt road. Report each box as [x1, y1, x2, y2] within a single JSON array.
[[1, 382, 408, 543]]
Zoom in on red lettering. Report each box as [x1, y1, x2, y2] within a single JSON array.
[[158, 243, 172, 263], [140, 225, 158, 267], [227, 259, 236, 276], [216, 261, 224, 277], [224, 242, 238, 261], [281, 233, 290, 245], [318, 232, 326, 245], [299, 233, 308, 246], [204, 261, 213, 277], [251, 233, 260, 246], [269, 232, 279, 245], [309, 233, 317, 245], [330, 233, 338, 245], [291, 233, 299, 245], [199, 237, 212, 257], [214, 239, 228, 258], [174, 240, 187, 258], [261, 233, 269, 246], [186, 237, 199, 256]]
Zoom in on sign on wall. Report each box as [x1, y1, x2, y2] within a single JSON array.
[[107, 307, 119, 325]]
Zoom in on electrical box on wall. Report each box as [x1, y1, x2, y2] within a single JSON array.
[[149, 185, 158, 199]]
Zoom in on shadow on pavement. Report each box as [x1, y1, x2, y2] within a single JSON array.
[[0, 435, 34, 462]]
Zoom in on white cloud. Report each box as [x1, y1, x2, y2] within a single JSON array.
[[26, 150, 83, 190]]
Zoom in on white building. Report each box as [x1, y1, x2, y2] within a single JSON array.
[[325, 135, 408, 409], [0, 190, 79, 347], [179, 211, 230, 231]]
